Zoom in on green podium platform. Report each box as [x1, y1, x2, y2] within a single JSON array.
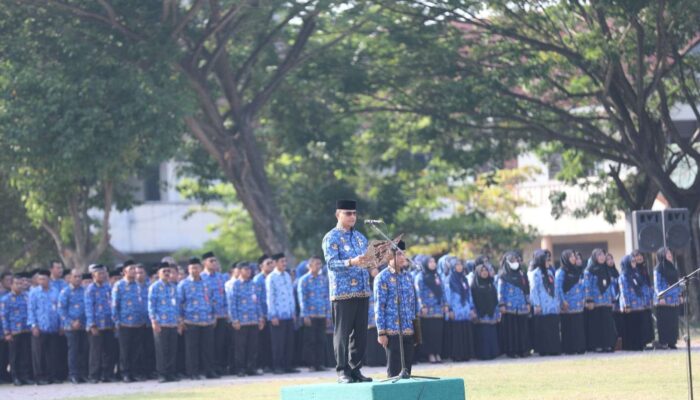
[[281, 378, 466, 400]]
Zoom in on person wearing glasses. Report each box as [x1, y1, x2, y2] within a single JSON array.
[[322, 199, 372, 384]]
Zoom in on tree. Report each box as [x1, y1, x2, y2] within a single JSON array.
[[20, 0, 375, 256], [0, 7, 188, 270], [373, 1, 700, 267]]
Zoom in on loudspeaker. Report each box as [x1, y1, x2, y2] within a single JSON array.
[[631, 210, 663, 252], [663, 208, 691, 250]]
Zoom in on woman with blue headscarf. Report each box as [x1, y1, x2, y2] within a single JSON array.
[[528, 249, 561, 356], [654, 247, 681, 349], [446, 258, 475, 361], [497, 251, 532, 358], [415, 256, 448, 363], [583, 248, 617, 352], [619, 253, 652, 351]]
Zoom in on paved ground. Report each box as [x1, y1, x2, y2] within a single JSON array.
[[2, 346, 698, 400]]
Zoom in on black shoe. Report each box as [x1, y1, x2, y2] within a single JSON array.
[[351, 369, 372, 383], [669, 344, 678, 349], [337, 374, 353, 384], [158, 377, 169, 383], [273, 369, 285, 375], [247, 370, 261, 376], [188, 375, 201, 381], [102, 377, 118, 383], [70, 377, 82, 384], [237, 371, 246, 378], [13, 379, 23, 386], [36, 380, 49, 386], [285, 368, 300, 374], [122, 375, 134, 383], [205, 373, 219, 379], [87, 378, 100, 384]]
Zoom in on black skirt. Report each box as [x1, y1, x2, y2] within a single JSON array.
[[450, 320, 474, 361], [641, 309, 654, 345], [613, 311, 625, 339], [621, 310, 649, 351], [365, 327, 387, 366], [474, 323, 500, 360], [420, 317, 444, 356], [585, 306, 617, 351], [560, 312, 586, 354], [441, 320, 453, 360], [499, 313, 531, 357], [532, 314, 561, 356], [656, 306, 680, 346]]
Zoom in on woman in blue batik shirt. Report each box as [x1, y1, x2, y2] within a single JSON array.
[[415, 256, 447, 363], [654, 247, 681, 349], [528, 250, 561, 356], [619, 254, 651, 351], [583, 249, 617, 352], [634, 250, 655, 347], [555, 250, 586, 354], [446, 259, 475, 361], [471, 264, 500, 360], [497, 251, 531, 358]]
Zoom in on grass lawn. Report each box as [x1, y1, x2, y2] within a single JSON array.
[[81, 351, 697, 400]]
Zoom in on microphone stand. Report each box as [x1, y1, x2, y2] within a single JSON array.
[[366, 222, 439, 383], [658, 265, 700, 400]]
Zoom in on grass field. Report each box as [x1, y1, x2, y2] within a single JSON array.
[[81, 351, 698, 400]]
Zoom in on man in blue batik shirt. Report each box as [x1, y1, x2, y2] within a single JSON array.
[[58, 269, 88, 384], [265, 253, 299, 374], [28, 270, 62, 385], [2, 275, 33, 385], [148, 262, 180, 383], [201, 251, 230, 376], [84, 264, 117, 383], [321, 199, 373, 384], [298, 256, 331, 372], [112, 260, 148, 382]]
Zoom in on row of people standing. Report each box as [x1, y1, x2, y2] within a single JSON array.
[[372, 245, 683, 370]]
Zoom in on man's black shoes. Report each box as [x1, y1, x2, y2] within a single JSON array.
[[351, 369, 373, 383]]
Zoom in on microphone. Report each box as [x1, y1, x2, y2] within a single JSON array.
[[364, 219, 384, 225]]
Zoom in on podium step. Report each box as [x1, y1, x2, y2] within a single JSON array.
[[281, 377, 466, 400]]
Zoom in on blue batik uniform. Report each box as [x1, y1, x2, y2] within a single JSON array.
[[374, 267, 418, 336], [448, 288, 475, 321], [201, 271, 229, 320], [654, 270, 681, 306], [111, 279, 149, 327], [497, 279, 530, 314], [583, 270, 615, 306], [50, 278, 68, 296], [252, 272, 269, 318], [58, 285, 86, 330], [148, 280, 179, 327], [1, 292, 30, 335], [415, 273, 447, 318], [85, 282, 114, 330], [28, 287, 60, 333], [226, 279, 263, 326], [177, 276, 215, 326], [297, 272, 331, 319], [265, 270, 295, 321], [322, 226, 371, 301], [619, 273, 648, 311], [528, 268, 560, 315], [554, 269, 585, 313]]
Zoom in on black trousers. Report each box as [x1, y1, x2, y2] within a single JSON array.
[[8, 332, 32, 381], [270, 319, 294, 370], [0, 338, 10, 382], [55, 334, 68, 381], [213, 318, 230, 374], [88, 329, 117, 380], [118, 326, 143, 378], [303, 318, 327, 368], [234, 325, 259, 373], [258, 324, 272, 370], [154, 327, 178, 378], [385, 335, 414, 378], [657, 305, 680, 346], [65, 330, 88, 379], [332, 297, 369, 373], [177, 332, 186, 375], [31, 332, 61, 382], [139, 326, 156, 376], [184, 324, 215, 377]]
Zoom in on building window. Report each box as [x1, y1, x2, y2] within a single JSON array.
[[143, 165, 161, 202]]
